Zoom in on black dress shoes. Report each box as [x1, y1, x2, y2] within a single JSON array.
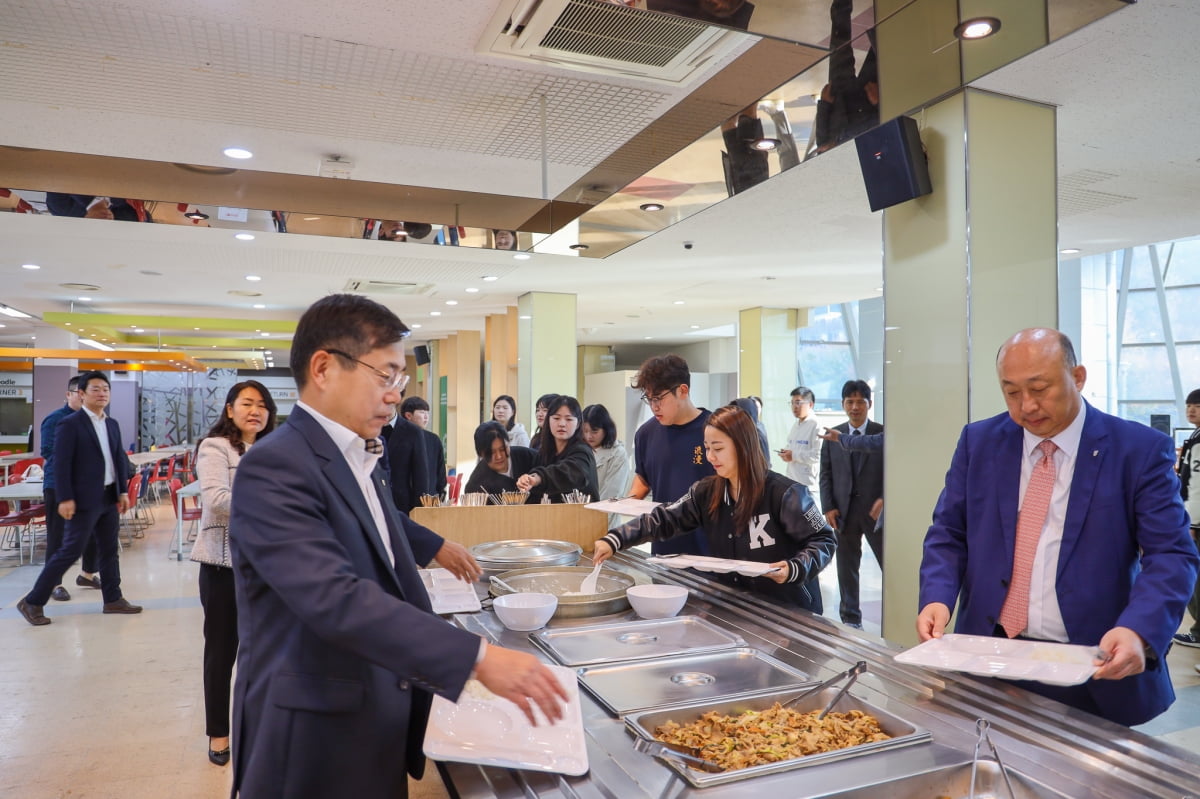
[[76, 574, 101, 589], [51, 586, 71, 602], [102, 598, 143, 614], [17, 598, 51, 626], [208, 745, 231, 766]]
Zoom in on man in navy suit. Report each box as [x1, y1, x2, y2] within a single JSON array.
[[918, 328, 1197, 726], [19, 371, 142, 625], [228, 294, 565, 799], [820, 379, 884, 628]]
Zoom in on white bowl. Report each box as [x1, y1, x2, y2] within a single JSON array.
[[626, 584, 688, 619], [492, 592, 558, 631]]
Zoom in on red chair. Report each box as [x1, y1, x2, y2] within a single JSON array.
[[447, 474, 465, 505], [168, 478, 202, 556], [146, 455, 177, 502], [10, 458, 42, 479], [121, 474, 148, 540]]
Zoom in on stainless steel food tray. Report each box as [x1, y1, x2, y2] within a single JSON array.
[[576, 647, 813, 716], [624, 685, 932, 788], [490, 566, 636, 618], [470, 539, 581, 570], [531, 616, 745, 667]]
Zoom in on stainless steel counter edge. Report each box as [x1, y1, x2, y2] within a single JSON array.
[[437, 551, 1200, 799]]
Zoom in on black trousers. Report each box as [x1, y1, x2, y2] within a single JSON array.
[[834, 501, 883, 625], [43, 487, 98, 575], [27, 487, 122, 606], [199, 563, 238, 738]]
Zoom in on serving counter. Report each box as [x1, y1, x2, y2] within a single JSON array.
[[436, 549, 1200, 799], [410, 504, 607, 551]]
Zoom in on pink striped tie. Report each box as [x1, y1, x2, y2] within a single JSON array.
[[998, 439, 1057, 638]]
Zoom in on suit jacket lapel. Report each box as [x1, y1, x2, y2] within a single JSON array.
[[997, 421, 1023, 563], [292, 408, 407, 596], [374, 465, 432, 612], [1059, 405, 1106, 572]]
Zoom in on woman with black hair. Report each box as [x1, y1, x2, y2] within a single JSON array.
[[528, 392, 558, 451], [593, 404, 834, 612], [490, 394, 530, 447], [582, 403, 630, 501], [189, 380, 277, 765], [516, 395, 599, 504], [464, 421, 536, 499]]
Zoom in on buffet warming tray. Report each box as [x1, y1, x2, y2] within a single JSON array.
[[576, 647, 813, 716], [624, 685, 932, 788], [531, 616, 746, 667]]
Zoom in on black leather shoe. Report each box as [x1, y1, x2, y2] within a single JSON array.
[[102, 598, 143, 614], [17, 598, 51, 626], [51, 586, 71, 602], [208, 746, 231, 766], [76, 574, 101, 589]]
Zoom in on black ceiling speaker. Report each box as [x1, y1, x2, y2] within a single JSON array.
[[855, 115, 932, 212], [413, 344, 431, 366]]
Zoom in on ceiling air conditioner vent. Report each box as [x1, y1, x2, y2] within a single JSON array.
[[343, 279, 434, 295], [481, 0, 747, 84]]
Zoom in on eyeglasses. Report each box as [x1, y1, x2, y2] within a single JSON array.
[[640, 386, 679, 408], [324, 348, 410, 392], [790, 399, 811, 406]]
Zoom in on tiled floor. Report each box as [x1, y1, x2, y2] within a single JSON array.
[[1, 504, 1195, 798]]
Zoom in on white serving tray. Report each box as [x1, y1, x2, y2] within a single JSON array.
[[646, 554, 777, 577], [584, 497, 661, 517], [423, 665, 588, 776], [893, 633, 1101, 686], [419, 568, 482, 615]]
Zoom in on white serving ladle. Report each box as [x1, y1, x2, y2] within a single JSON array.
[[577, 561, 604, 595]]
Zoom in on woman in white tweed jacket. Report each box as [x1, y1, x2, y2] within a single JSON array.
[[189, 380, 276, 766]]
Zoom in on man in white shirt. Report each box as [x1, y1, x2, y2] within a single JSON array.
[[227, 294, 566, 798], [780, 386, 821, 505]]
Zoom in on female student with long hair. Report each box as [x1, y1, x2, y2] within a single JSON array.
[[593, 404, 835, 611], [189, 380, 277, 765], [490, 394, 530, 447], [516, 395, 599, 504]]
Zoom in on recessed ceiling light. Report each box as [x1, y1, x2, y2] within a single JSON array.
[[303, 217, 321, 221], [261, 332, 270, 337], [245, 274, 262, 281], [673, 300, 685, 305], [411, 324, 422, 329], [194, 327, 201, 331], [223, 147, 254, 159], [482, 275, 499, 282], [639, 202, 664, 212], [954, 16, 1001, 39], [569, 243, 589, 251], [253, 303, 266, 309], [690, 325, 700, 329], [30, 335, 36, 340], [184, 210, 209, 220], [236, 233, 256, 241], [513, 253, 531, 260], [21, 263, 40, 270], [78, 296, 93, 302], [1059, 248, 1081, 255], [465, 287, 479, 293], [134, 327, 144, 333], [430, 311, 442, 316], [749, 138, 781, 151], [445, 300, 458, 306], [519, 315, 532, 320], [644, 336, 653, 340]]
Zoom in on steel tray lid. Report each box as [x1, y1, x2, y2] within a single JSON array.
[[470, 539, 582, 568]]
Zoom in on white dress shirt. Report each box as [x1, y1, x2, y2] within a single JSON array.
[[297, 401, 394, 567], [1017, 403, 1087, 642], [82, 405, 117, 487]]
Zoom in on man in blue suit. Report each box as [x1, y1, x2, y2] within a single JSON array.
[[228, 294, 566, 799], [918, 328, 1197, 726], [19, 371, 141, 625]]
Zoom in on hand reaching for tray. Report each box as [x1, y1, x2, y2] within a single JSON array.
[[473, 645, 570, 726]]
